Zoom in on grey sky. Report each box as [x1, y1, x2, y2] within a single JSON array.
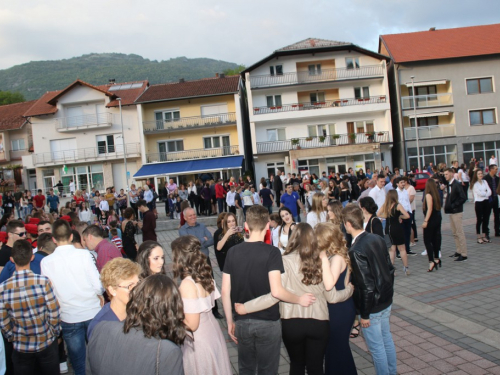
[[0, 0, 499, 70]]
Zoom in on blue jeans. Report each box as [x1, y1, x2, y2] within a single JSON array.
[[235, 319, 281, 375], [293, 215, 300, 223], [15, 202, 21, 219], [217, 198, 224, 214], [362, 305, 397, 375], [61, 319, 92, 375]]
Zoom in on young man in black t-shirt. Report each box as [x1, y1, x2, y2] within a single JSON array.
[[258, 181, 274, 214], [222, 205, 314, 375]]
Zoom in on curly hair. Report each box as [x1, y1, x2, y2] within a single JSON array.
[[123, 274, 188, 345], [315, 222, 352, 272], [100, 258, 142, 292], [327, 200, 343, 226], [284, 223, 322, 285], [171, 235, 214, 294], [136, 241, 168, 279]]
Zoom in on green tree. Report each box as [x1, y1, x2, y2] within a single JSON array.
[[223, 65, 246, 76], [0, 91, 25, 105]]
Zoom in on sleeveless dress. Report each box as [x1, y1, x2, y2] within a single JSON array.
[[325, 267, 357, 375], [181, 277, 232, 375], [386, 206, 405, 246]]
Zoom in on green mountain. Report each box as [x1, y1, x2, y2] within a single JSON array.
[[0, 53, 240, 100]]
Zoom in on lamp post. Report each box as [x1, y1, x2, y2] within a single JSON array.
[[410, 76, 422, 172], [117, 98, 130, 205]]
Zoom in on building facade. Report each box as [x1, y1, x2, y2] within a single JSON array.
[[22, 80, 148, 193], [380, 24, 500, 170], [243, 38, 393, 180]]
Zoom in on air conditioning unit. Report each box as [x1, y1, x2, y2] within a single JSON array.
[[285, 156, 290, 165]]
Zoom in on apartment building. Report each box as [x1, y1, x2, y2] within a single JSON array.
[[243, 38, 393, 180], [133, 75, 246, 190], [22, 79, 148, 193], [380, 24, 500, 170]]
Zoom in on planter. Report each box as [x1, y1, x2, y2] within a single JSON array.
[[305, 137, 313, 141], [276, 106, 282, 109], [319, 136, 326, 142]]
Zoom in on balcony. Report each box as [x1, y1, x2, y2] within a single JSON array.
[[143, 113, 237, 134], [256, 132, 390, 154], [253, 96, 387, 115], [404, 124, 456, 140], [56, 112, 113, 132], [401, 93, 453, 110], [32, 143, 141, 166], [146, 145, 239, 163], [249, 65, 384, 89]]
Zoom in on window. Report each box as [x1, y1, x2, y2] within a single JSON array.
[[204, 135, 230, 149], [267, 162, 285, 178], [267, 129, 286, 142], [345, 57, 360, 69], [269, 65, 283, 76], [155, 110, 180, 129], [310, 92, 325, 103], [463, 141, 500, 164], [158, 140, 184, 154], [298, 158, 319, 177], [407, 145, 457, 171], [307, 124, 335, 137], [11, 139, 25, 151], [354, 87, 370, 99], [96, 135, 115, 154], [308, 64, 322, 75], [410, 116, 439, 127], [266, 95, 282, 107], [470, 109, 496, 126], [467, 78, 493, 94]]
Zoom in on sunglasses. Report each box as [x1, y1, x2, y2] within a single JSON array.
[[11, 231, 27, 237]]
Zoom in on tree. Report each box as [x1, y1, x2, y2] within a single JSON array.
[[0, 91, 25, 105], [223, 65, 246, 76]]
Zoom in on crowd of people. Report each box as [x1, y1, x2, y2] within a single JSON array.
[[0, 157, 497, 375]]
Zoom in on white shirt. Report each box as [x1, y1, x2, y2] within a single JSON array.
[[187, 185, 197, 196], [369, 186, 386, 211], [41, 244, 103, 323], [69, 182, 75, 192], [99, 200, 109, 211], [406, 185, 417, 212], [397, 188, 412, 214], [226, 190, 236, 206], [490, 157, 498, 166], [79, 209, 93, 223], [473, 180, 492, 202], [306, 211, 328, 229], [253, 192, 260, 205], [271, 226, 280, 248]]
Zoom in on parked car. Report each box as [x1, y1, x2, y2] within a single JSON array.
[[413, 172, 431, 191]]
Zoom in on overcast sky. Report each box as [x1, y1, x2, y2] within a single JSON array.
[[0, 0, 499, 70]]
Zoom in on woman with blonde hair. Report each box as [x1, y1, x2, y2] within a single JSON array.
[[316, 222, 357, 374], [216, 213, 243, 271], [319, 180, 330, 196], [306, 192, 328, 228], [378, 190, 410, 275], [171, 235, 232, 375]]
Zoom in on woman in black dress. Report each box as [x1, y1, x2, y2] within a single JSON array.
[[216, 213, 244, 272], [212, 213, 226, 270], [359, 197, 384, 238], [121, 207, 138, 261], [378, 190, 411, 275]]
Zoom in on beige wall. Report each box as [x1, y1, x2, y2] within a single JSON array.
[[297, 89, 339, 103], [400, 81, 452, 96], [296, 59, 336, 72]]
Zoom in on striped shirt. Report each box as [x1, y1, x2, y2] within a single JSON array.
[[111, 236, 124, 256], [0, 270, 60, 352]]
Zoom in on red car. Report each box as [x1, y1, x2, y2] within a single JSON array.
[[413, 172, 431, 191]]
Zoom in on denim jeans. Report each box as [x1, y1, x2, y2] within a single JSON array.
[[61, 319, 92, 375], [362, 305, 397, 375], [12, 338, 59, 375], [293, 215, 300, 223], [235, 319, 281, 375], [15, 202, 21, 219], [217, 198, 224, 214]]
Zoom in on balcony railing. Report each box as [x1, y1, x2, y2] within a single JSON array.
[[401, 93, 453, 109], [256, 132, 390, 153], [250, 65, 384, 88], [404, 124, 456, 140], [56, 112, 113, 131], [32, 143, 141, 166], [146, 145, 239, 163], [143, 112, 237, 133], [253, 96, 387, 115]]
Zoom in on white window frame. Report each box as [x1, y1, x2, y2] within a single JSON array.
[[345, 57, 360, 69], [266, 128, 286, 142], [266, 95, 282, 107], [203, 134, 231, 149], [354, 86, 370, 99], [157, 138, 184, 153], [465, 76, 494, 95], [310, 92, 325, 103], [11, 139, 25, 151], [269, 65, 283, 76], [155, 108, 181, 122], [468, 108, 497, 126]]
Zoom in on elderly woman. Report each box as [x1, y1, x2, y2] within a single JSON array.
[[143, 185, 154, 211], [87, 258, 141, 339]]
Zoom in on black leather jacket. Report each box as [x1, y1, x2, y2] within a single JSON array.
[[349, 232, 395, 319]]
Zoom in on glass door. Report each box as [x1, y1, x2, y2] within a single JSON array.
[[158, 143, 167, 162], [222, 136, 231, 156]]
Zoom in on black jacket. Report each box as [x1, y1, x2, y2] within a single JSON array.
[[444, 179, 466, 214], [484, 174, 499, 198], [349, 232, 394, 319], [273, 175, 283, 193]]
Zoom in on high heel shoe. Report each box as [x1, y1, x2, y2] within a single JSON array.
[[427, 261, 438, 272], [437, 259, 442, 268]]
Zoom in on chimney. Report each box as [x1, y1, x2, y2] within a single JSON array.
[[109, 79, 116, 84], [179, 78, 185, 83], [220, 73, 225, 78], [429, 27, 436, 31], [215, 73, 219, 78]]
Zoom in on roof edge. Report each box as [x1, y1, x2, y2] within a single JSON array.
[[135, 91, 238, 105]]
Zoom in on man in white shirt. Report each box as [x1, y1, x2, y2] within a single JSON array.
[[404, 177, 418, 246], [395, 177, 416, 256], [369, 174, 387, 230], [41, 220, 104, 375], [226, 185, 236, 214], [69, 180, 75, 196], [385, 175, 396, 193], [490, 155, 498, 167]]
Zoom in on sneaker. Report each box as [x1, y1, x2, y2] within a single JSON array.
[[421, 250, 427, 256], [407, 251, 417, 256], [454, 255, 468, 262], [403, 266, 410, 276], [449, 252, 460, 258], [410, 242, 417, 247], [60, 362, 68, 374]]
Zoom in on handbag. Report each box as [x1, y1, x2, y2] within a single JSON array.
[[384, 234, 392, 248]]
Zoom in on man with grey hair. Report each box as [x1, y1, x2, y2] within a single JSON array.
[[359, 179, 377, 200]]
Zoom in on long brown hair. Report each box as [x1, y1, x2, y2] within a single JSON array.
[[284, 223, 322, 285], [470, 169, 484, 190], [315, 222, 352, 272], [222, 213, 238, 235], [171, 235, 215, 294], [124, 274, 188, 345], [423, 179, 441, 212], [379, 190, 399, 218], [327, 201, 343, 226], [136, 241, 168, 279], [310, 192, 326, 224]]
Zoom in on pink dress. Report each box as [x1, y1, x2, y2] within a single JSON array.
[[181, 277, 232, 375]]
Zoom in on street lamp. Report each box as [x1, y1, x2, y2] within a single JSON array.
[[117, 98, 130, 205], [410, 76, 422, 172]]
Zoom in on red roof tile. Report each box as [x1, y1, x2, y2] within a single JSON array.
[[98, 81, 148, 107], [0, 100, 38, 130], [136, 75, 240, 103], [23, 91, 60, 117], [48, 80, 113, 105], [380, 23, 500, 63]]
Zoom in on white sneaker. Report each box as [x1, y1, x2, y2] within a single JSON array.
[[421, 250, 427, 256], [410, 242, 417, 247], [60, 362, 68, 374]]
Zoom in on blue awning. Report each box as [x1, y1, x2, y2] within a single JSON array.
[[134, 155, 244, 178]]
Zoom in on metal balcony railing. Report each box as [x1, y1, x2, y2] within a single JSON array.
[[146, 145, 240, 163], [32, 143, 141, 166], [401, 93, 453, 109], [256, 132, 390, 153], [249, 65, 384, 88], [253, 96, 387, 115], [56, 112, 113, 131], [404, 124, 456, 140], [143, 112, 237, 133]]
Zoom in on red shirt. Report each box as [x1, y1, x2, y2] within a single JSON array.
[[74, 196, 85, 205], [215, 183, 225, 199], [33, 194, 45, 208]]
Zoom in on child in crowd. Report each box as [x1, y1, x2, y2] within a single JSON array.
[[174, 196, 182, 220], [269, 213, 282, 248], [108, 220, 122, 240], [99, 196, 109, 225], [107, 208, 119, 227], [168, 193, 176, 220], [110, 228, 124, 257]]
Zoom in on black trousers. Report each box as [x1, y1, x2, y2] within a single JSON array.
[[491, 196, 499, 235], [204, 255, 219, 314], [424, 211, 442, 262], [12, 339, 59, 375], [475, 200, 491, 235], [228, 206, 236, 215], [275, 191, 281, 207], [281, 318, 329, 375], [411, 212, 418, 239]]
